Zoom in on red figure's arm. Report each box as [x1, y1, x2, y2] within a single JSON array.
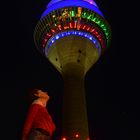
[[46, 112, 56, 135], [49, 116, 56, 135], [22, 104, 39, 140]]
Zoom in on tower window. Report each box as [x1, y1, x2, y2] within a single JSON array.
[[78, 50, 82, 53], [77, 59, 80, 63]]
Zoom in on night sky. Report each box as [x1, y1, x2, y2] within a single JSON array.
[[1, 0, 139, 140]]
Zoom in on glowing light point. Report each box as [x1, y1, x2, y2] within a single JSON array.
[[89, 37, 92, 40], [56, 35, 59, 39], [62, 137, 67, 140], [75, 133, 80, 138]]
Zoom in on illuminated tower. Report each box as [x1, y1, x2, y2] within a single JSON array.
[[34, 0, 111, 139]]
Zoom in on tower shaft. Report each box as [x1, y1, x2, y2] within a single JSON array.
[[62, 63, 89, 139], [46, 36, 99, 139]]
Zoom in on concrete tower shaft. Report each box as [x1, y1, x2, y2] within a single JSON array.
[[46, 35, 100, 74], [34, 0, 111, 139]]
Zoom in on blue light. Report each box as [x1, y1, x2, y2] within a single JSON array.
[[41, 0, 103, 19], [78, 32, 81, 35], [47, 0, 98, 8], [56, 35, 59, 39], [89, 37, 92, 40], [46, 30, 101, 53]]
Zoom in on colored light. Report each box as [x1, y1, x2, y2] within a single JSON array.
[[82, 12, 87, 18], [75, 133, 80, 138], [85, 34, 88, 37], [69, 22, 73, 28], [34, 6, 111, 53], [51, 40, 54, 43], [89, 37, 92, 40], [58, 25, 62, 30], [71, 11, 75, 17], [47, 33, 51, 37], [51, 29, 56, 33], [56, 35, 59, 39], [82, 25, 86, 29], [62, 137, 66, 140], [77, 7, 82, 17], [35, 7, 111, 48], [41, 21, 106, 50], [87, 15, 91, 19], [45, 30, 102, 55], [42, 0, 104, 18], [86, 26, 90, 31]]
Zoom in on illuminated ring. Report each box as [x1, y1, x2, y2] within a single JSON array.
[[41, 0, 104, 18], [45, 30, 102, 55], [41, 23, 106, 49], [34, 6, 111, 54]]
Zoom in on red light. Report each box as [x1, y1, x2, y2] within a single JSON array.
[[51, 29, 56, 33], [58, 25, 62, 30], [62, 137, 66, 140], [69, 22, 73, 28], [64, 25, 69, 29], [46, 33, 51, 37], [44, 38, 47, 42], [86, 26, 90, 31], [74, 21, 77, 28], [77, 22, 81, 30], [82, 25, 86, 29], [75, 133, 80, 138], [90, 28, 95, 33], [95, 31, 98, 35]]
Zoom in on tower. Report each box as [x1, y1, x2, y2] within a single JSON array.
[[34, 0, 111, 139]]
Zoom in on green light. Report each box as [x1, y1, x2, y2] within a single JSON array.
[[96, 20, 101, 24], [91, 15, 96, 22], [35, 7, 111, 48], [106, 32, 109, 37], [71, 11, 75, 17], [82, 12, 87, 18], [87, 14, 91, 19], [101, 24, 105, 27]]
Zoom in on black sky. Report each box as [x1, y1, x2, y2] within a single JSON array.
[[1, 0, 140, 140]]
